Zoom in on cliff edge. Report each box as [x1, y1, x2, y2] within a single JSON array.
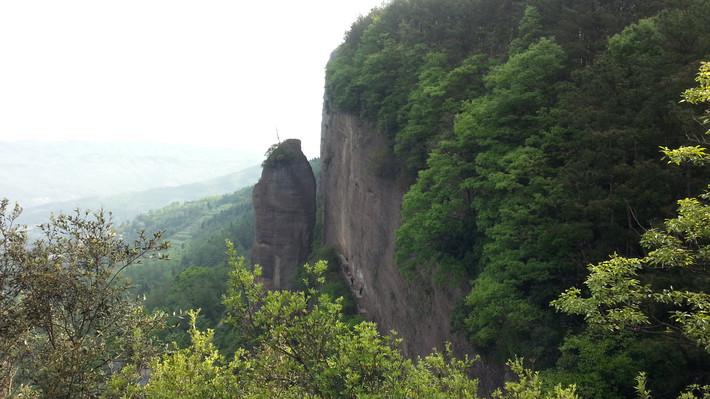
[[320, 105, 474, 359], [251, 139, 316, 290]]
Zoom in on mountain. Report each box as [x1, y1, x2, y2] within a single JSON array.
[[0, 141, 260, 207], [321, 0, 710, 394], [17, 164, 262, 228]]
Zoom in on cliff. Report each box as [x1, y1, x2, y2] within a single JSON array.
[[251, 139, 316, 290], [320, 105, 475, 360]]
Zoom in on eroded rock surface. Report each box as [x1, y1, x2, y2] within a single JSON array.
[[251, 139, 316, 290], [320, 106, 472, 357], [318, 107, 511, 388]]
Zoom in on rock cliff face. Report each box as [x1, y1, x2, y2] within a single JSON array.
[[320, 106, 473, 359], [251, 139, 316, 290]]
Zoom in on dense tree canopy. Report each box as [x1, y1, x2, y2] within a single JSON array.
[[326, 0, 710, 396], [552, 62, 710, 397]]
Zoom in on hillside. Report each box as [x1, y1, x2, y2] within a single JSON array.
[[18, 164, 261, 228], [0, 141, 259, 207], [321, 0, 710, 395], [121, 158, 322, 347]]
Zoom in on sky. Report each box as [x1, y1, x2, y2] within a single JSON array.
[[0, 0, 386, 159]]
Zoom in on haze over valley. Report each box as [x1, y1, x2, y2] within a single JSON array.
[[0, 141, 264, 229]]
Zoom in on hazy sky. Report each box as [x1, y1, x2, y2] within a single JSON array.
[[0, 0, 385, 159]]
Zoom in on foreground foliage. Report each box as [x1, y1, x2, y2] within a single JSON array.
[[0, 202, 167, 398], [116, 241, 706, 398], [1, 206, 705, 398], [114, 242, 584, 398]]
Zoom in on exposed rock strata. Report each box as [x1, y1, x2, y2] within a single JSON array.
[[251, 139, 316, 290], [320, 106, 473, 359]]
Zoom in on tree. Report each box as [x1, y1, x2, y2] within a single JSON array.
[[122, 242, 580, 398], [553, 61, 710, 351], [0, 201, 167, 397], [108, 310, 243, 399], [553, 61, 710, 396], [399, 37, 572, 362]]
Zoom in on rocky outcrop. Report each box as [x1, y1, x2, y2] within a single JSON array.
[[251, 139, 316, 290], [320, 106, 474, 359]]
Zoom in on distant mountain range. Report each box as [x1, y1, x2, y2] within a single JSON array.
[[17, 164, 262, 227], [0, 141, 261, 207]]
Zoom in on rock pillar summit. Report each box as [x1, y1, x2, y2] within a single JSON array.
[[251, 139, 316, 290]]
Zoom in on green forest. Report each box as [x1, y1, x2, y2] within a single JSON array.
[[1, 0, 710, 397], [120, 186, 255, 350], [326, 0, 710, 397]]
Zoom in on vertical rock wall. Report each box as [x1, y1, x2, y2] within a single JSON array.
[[320, 107, 473, 359], [251, 139, 316, 290]]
